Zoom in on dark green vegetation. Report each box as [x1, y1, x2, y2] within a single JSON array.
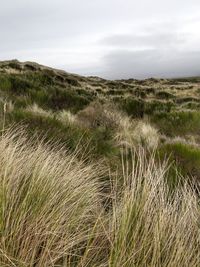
[[159, 142, 200, 179]]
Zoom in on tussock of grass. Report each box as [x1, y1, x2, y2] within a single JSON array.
[[109, 150, 200, 267], [25, 103, 53, 118], [77, 101, 119, 129], [0, 129, 103, 266], [76, 103, 159, 150], [57, 110, 77, 125], [132, 121, 159, 149], [114, 116, 159, 150]]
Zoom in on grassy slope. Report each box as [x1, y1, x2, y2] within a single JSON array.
[[1, 60, 200, 175], [0, 60, 200, 266]]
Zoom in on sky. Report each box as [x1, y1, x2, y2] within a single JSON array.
[[1, 0, 200, 79]]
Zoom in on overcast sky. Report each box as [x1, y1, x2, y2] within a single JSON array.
[[1, 0, 200, 79]]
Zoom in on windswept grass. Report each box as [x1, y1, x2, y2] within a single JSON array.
[[0, 61, 200, 266], [109, 150, 200, 267], [0, 129, 103, 266], [0, 128, 199, 266]]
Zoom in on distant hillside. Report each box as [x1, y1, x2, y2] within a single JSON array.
[[1, 59, 200, 112]]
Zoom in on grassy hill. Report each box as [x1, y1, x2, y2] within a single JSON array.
[[0, 60, 199, 266], [1, 59, 200, 177]]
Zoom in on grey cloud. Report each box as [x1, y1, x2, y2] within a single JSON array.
[[98, 49, 200, 79], [95, 26, 200, 79], [0, 0, 200, 78], [101, 31, 186, 49]]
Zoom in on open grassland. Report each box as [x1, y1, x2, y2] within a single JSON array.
[[0, 60, 200, 266]]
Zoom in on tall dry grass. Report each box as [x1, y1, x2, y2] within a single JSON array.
[[0, 128, 199, 266], [108, 150, 200, 267], [0, 129, 103, 266], [25, 103, 53, 118], [76, 102, 159, 150], [57, 110, 77, 126]]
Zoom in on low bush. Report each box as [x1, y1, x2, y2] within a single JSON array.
[[8, 61, 22, 70], [116, 97, 145, 118], [145, 100, 174, 115], [0, 74, 12, 91], [9, 76, 32, 94], [155, 90, 175, 99], [176, 97, 199, 104], [158, 141, 200, 180], [151, 111, 200, 136]]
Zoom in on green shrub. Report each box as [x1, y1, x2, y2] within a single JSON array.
[[158, 142, 200, 180], [14, 96, 32, 108], [181, 102, 200, 110], [151, 111, 200, 136], [24, 72, 55, 87], [8, 61, 22, 70], [9, 76, 32, 94], [65, 77, 81, 87], [29, 89, 49, 107], [24, 63, 38, 71], [176, 97, 199, 104], [116, 97, 145, 118], [133, 88, 147, 98], [145, 100, 174, 115], [155, 90, 175, 99], [44, 87, 93, 112], [0, 75, 12, 91]]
